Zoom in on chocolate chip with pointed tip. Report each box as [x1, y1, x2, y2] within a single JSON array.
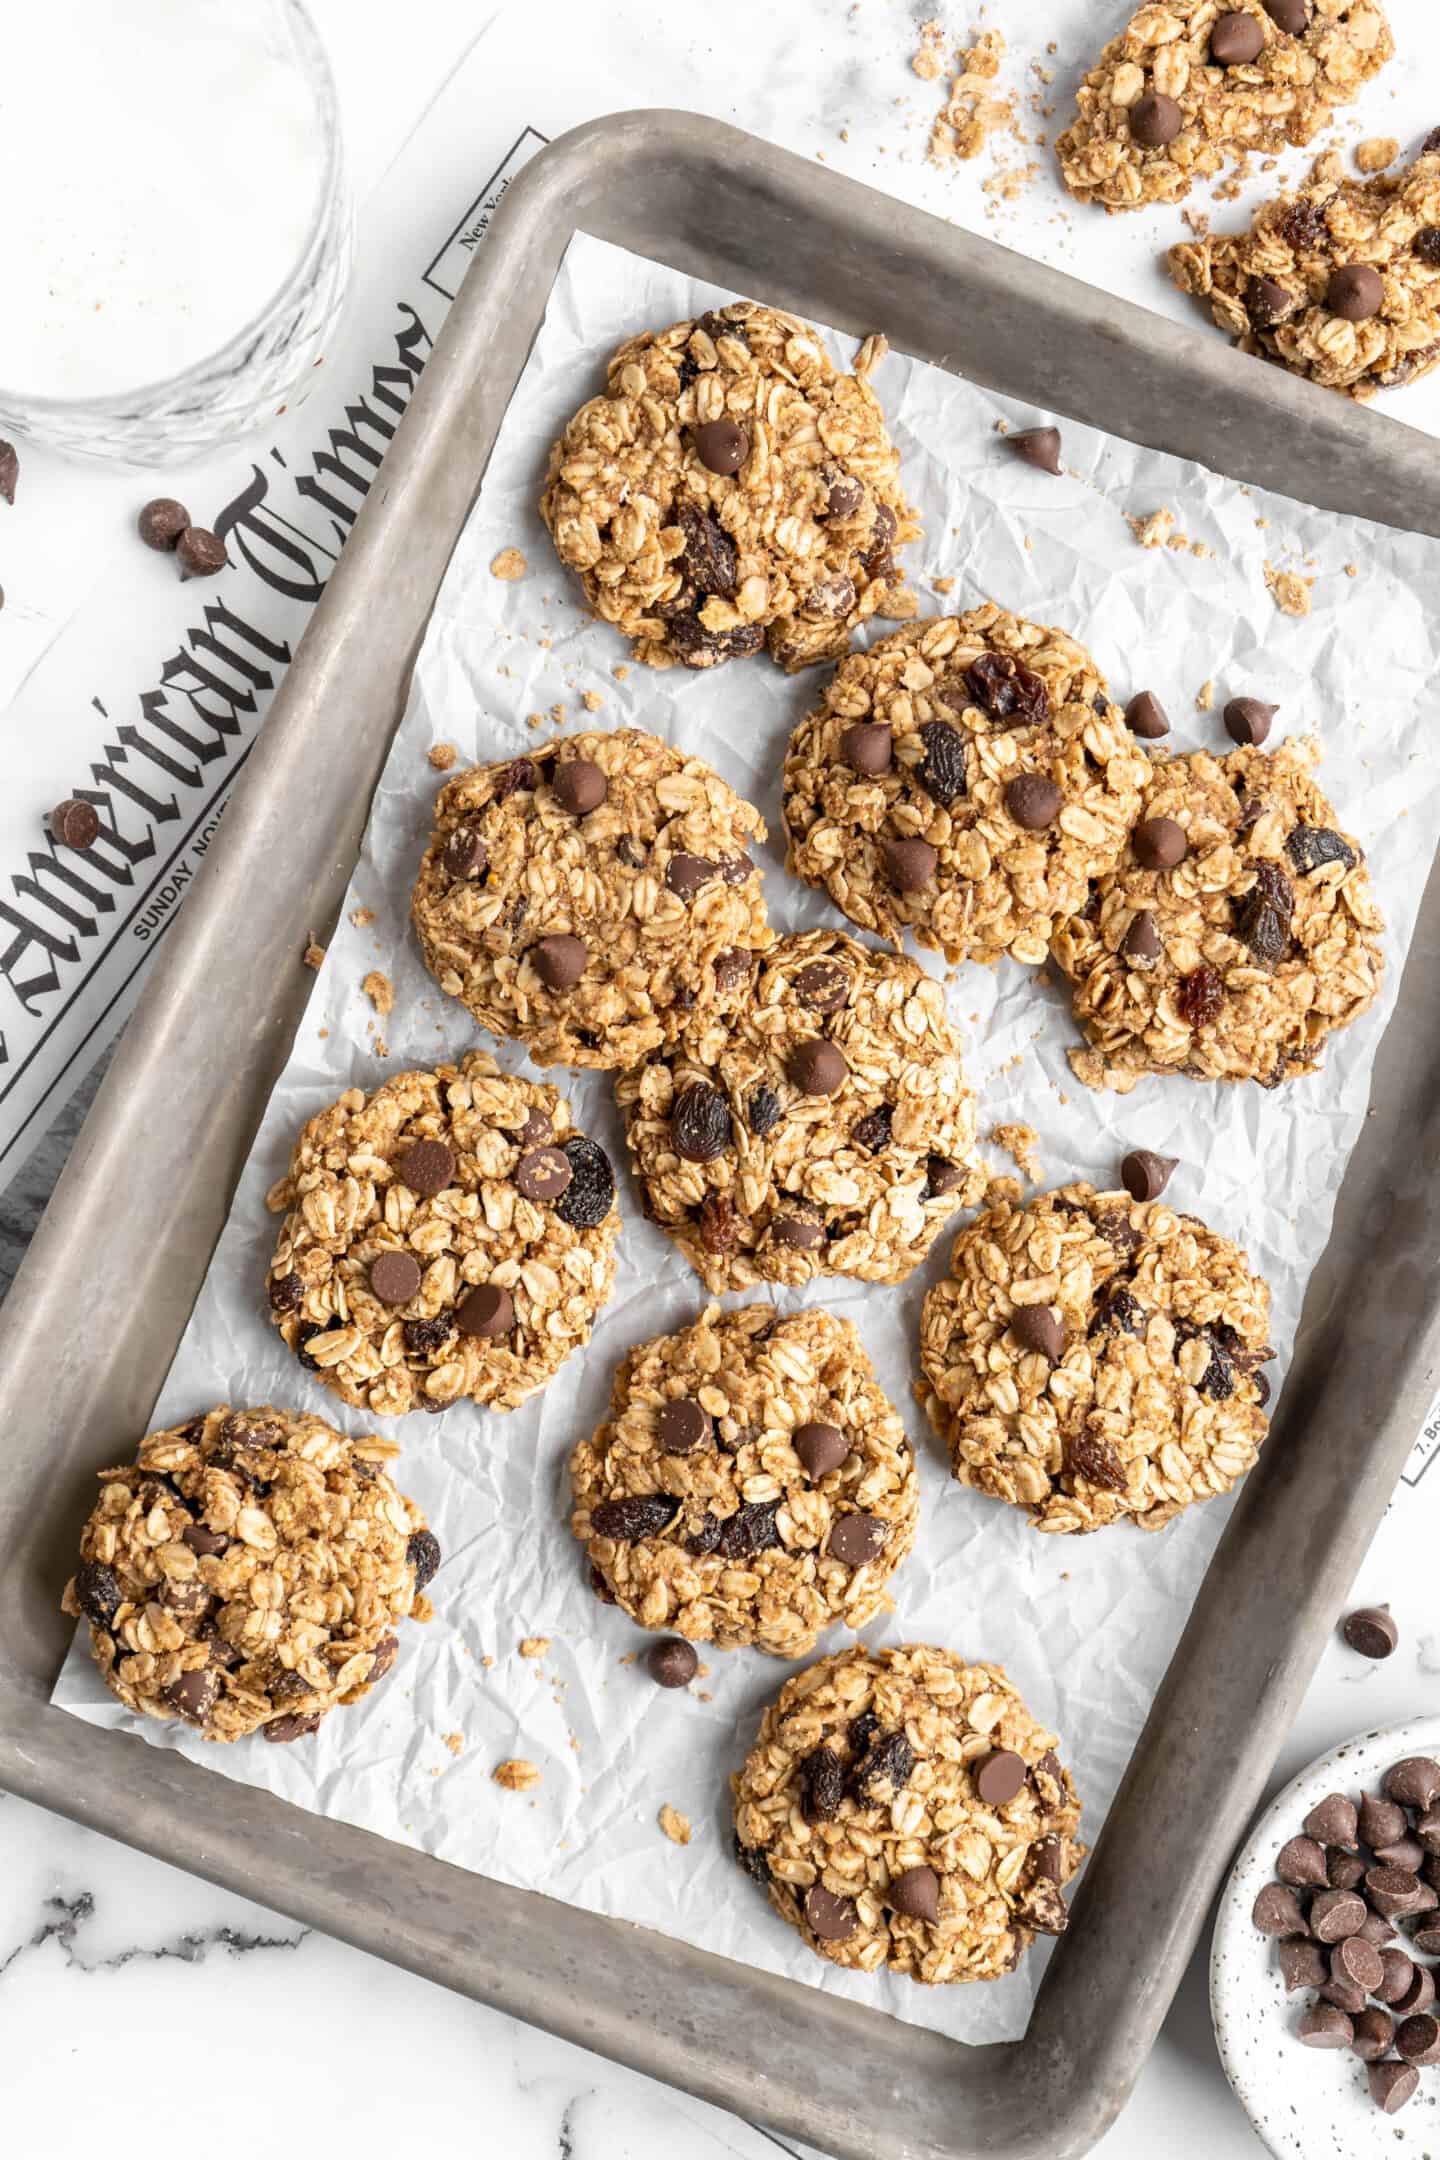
[[787, 1039, 848, 1096], [1120, 1148, 1176, 1202], [176, 526, 228, 579], [1263, 0, 1309, 27], [694, 418, 749, 475], [1245, 274, 1296, 326], [1304, 1790, 1358, 1846], [1012, 1304, 1063, 1362], [552, 759, 608, 815], [839, 721, 892, 775], [1298, 2003, 1353, 2050], [163, 1666, 220, 1726], [805, 1884, 858, 1941], [1278, 1938, 1327, 1992], [1328, 264, 1384, 321], [1125, 691, 1170, 739], [1224, 696, 1277, 746], [1132, 816, 1188, 869], [1005, 773, 1062, 830], [1275, 1835, 1328, 1888], [1122, 909, 1162, 962], [1386, 1757, 1440, 1808], [887, 1865, 941, 1922], [1129, 91, 1182, 147], [1367, 2059, 1419, 2114], [880, 835, 937, 891], [443, 826, 487, 880], [793, 1422, 847, 1478], [1007, 426, 1061, 475], [1252, 1881, 1307, 1936], [532, 934, 588, 990], [138, 497, 191, 550], [1211, 10, 1265, 62]]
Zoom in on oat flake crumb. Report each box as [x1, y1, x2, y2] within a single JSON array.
[[1355, 136, 1398, 175], [1264, 563, 1313, 617], [490, 547, 527, 582], [928, 29, 1015, 168], [303, 937, 326, 970], [989, 1121, 1042, 1182], [494, 1757, 542, 1792], [362, 970, 394, 1017], [931, 574, 956, 595], [349, 906, 376, 929], [581, 689, 604, 712], [443, 1731, 464, 1757], [1344, 562, 1359, 579], [428, 741, 457, 772], [1127, 508, 1175, 550], [658, 1804, 693, 1846], [1195, 678, 1215, 713], [518, 1636, 550, 1659]]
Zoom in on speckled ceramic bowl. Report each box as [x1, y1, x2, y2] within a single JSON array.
[[1212, 1716, 1440, 2157]]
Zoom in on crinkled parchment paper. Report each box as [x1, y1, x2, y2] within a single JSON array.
[[53, 234, 1440, 2043]]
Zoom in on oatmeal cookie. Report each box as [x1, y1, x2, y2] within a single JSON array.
[[410, 729, 771, 1068], [539, 303, 917, 673], [917, 1182, 1274, 1534], [732, 1644, 1084, 1981], [62, 1404, 435, 1743], [265, 1052, 619, 1416], [616, 929, 983, 1294], [1168, 145, 1440, 396], [782, 606, 1149, 966], [1056, 0, 1392, 213], [1051, 740, 1384, 1090], [571, 1304, 917, 1657]]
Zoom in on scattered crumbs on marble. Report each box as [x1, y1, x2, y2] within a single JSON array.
[[443, 1731, 464, 1757], [373, 1035, 389, 1059], [581, 688, 604, 711], [362, 969, 394, 1018], [1196, 678, 1215, 713], [302, 935, 326, 970], [550, 702, 566, 725], [1264, 562, 1313, 618], [490, 545, 527, 581], [931, 574, 956, 595], [611, 662, 629, 680], [317, 1026, 328, 1039], [1344, 562, 1358, 578], [1023, 534, 1033, 551], [658, 1804, 693, 1846], [480, 1653, 495, 1669], [349, 905, 375, 928], [1127, 507, 1174, 551], [493, 1757, 542, 1792], [989, 1121, 1042, 1183], [518, 1636, 550, 1659], [427, 740, 457, 771], [526, 710, 545, 729]]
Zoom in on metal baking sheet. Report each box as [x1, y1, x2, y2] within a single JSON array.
[[3, 112, 1440, 2160]]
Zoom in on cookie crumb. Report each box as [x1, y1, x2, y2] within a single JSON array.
[[1354, 135, 1398, 174], [1127, 507, 1175, 550], [428, 741, 457, 771], [988, 1121, 1042, 1182], [911, 18, 945, 81], [658, 1803, 693, 1846], [490, 547, 527, 582], [1344, 561, 1359, 578], [581, 689, 604, 712], [349, 906, 376, 928], [303, 936, 326, 970], [480, 1653, 495, 1670], [1195, 678, 1215, 713], [611, 663, 629, 680], [362, 970, 394, 1017], [1264, 563, 1313, 617], [518, 1636, 550, 1659], [928, 28, 1015, 168], [526, 710, 545, 730], [931, 574, 956, 595], [493, 1757, 541, 1792], [443, 1731, 464, 1757], [982, 1174, 1025, 1210]]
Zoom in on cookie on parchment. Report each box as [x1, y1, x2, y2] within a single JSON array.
[[63, 1404, 435, 1743], [266, 1052, 619, 1416], [411, 728, 771, 1069], [1050, 740, 1384, 1092], [571, 1303, 917, 1658], [782, 606, 1149, 966], [539, 302, 917, 673], [616, 928, 983, 1294], [732, 1644, 1084, 1982], [917, 1181, 1274, 1535]]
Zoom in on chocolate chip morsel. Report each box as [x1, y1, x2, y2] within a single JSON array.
[[1278, 1938, 1328, 1991], [658, 1398, 710, 1455], [1328, 264, 1385, 322], [787, 1039, 848, 1095], [1350, 2007, 1395, 2061], [138, 497, 191, 551], [1224, 697, 1278, 747], [1120, 1149, 1176, 1202], [1125, 691, 1170, 740], [1005, 774, 1063, 831], [805, 1885, 859, 1942], [1007, 426, 1062, 475], [1385, 1757, 1440, 1808], [881, 836, 938, 893], [840, 721, 893, 775], [793, 1421, 848, 1479], [1368, 2058, 1419, 2114], [397, 1138, 455, 1196], [1305, 1791, 1359, 1846], [1275, 1834, 1328, 1888], [1396, 2011, 1440, 2064], [732, 1642, 1084, 1983], [646, 1637, 699, 1689], [552, 759, 608, 816], [1211, 10, 1265, 64], [369, 1250, 422, 1306], [1342, 1605, 1398, 1658], [532, 933, 588, 991], [1011, 1304, 1064, 1363], [1253, 1881, 1308, 1937], [1130, 93, 1182, 149], [1298, 2003, 1354, 2049], [0, 438, 16, 506], [47, 798, 101, 851], [1332, 1934, 1384, 1993], [1121, 910, 1162, 963], [1131, 815, 1187, 870], [61, 1403, 433, 1741], [455, 1283, 513, 1338], [176, 526, 228, 579]]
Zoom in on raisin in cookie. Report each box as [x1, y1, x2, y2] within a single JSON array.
[[1169, 145, 1440, 397], [411, 729, 771, 1068], [782, 606, 1149, 967], [917, 1182, 1274, 1534], [732, 1644, 1084, 1981], [539, 303, 917, 673], [62, 1405, 435, 1743], [1051, 740, 1383, 1092], [265, 1052, 619, 1416], [572, 1304, 916, 1657], [1056, 0, 1393, 214], [616, 929, 983, 1294]]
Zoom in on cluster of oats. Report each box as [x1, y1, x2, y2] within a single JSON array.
[[1169, 146, 1440, 395], [62, 1405, 433, 1742], [265, 1052, 619, 1416], [783, 606, 1150, 967], [927, 29, 1015, 165], [411, 729, 771, 1069], [571, 1304, 918, 1657], [1051, 741, 1384, 1092], [617, 929, 983, 1294], [1056, 1, 1392, 213], [918, 1183, 1274, 1534], [732, 1645, 1084, 1982], [539, 303, 917, 673]]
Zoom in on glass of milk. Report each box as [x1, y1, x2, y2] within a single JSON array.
[[0, 0, 351, 465]]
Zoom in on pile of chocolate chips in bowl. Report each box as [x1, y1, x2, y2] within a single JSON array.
[[1253, 1752, 1440, 2115]]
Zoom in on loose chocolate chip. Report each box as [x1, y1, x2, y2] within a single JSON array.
[[1224, 696, 1277, 746], [1375, 1949, 1415, 2003], [917, 720, 967, 805], [1121, 909, 1162, 963], [880, 835, 937, 892], [673, 501, 738, 596], [1125, 690, 1170, 739], [839, 721, 892, 775], [1245, 274, 1296, 327], [396, 1139, 455, 1197], [794, 1422, 847, 1478], [532, 934, 588, 991], [554, 1136, 615, 1229], [747, 1085, 783, 1137], [1361, 1792, 1409, 1848], [658, 1399, 711, 1455], [1129, 92, 1182, 148], [1395, 1964, 1437, 2017], [515, 1146, 573, 1203], [1321, 1975, 1367, 2016], [965, 650, 1049, 727], [48, 799, 100, 851], [1178, 965, 1224, 1030], [1328, 1849, 1366, 1891], [827, 1513, 886, 1566], [176, 527, 228, 579], [264, 1711, 322, 1744], [369, 1250, 422, 1306], [1343, 1605, 1398, 1658], [1287, 824, 1356, 876], [269, 1270, 303, 1313], [592, 1494, 681, 1543], [1328, 264, 1384, 321], [794, 959, 850, 1011], [1298, 2004, 1353, 2049], [693, 418, 749, 475], [1012, 1304, 1064, 1362], [1368, 2059, 1419, 2114], [455, 1283, 513, 1338], [805, 1885, 858, 1941], [443, 826, 487, 880], [1211, 10, 1265, 63], [75, 1561, 122, 1627], [1005, 773, 1062, 830], [672, 1082, 734, 1162], [0, 439, 16, 505], [772, 1211, 824, 1250], [887, 1865, 941, 1923], [646, 1637, 698, 1689], [1419, 1809, 1440, 1854], [1275, 1834, 1329, 1888], [787, 1039, 848, 1096], [1132, 816, 1187, 869], [1008, 426, 1062, 475], [138, 497, 190, 550], [1333, 1935, 1385, 1994], [665, 852, 717, 900], [799, 1744, 845, 1821], [850, 1104, 893, 1155], [1359, 1910, 1396, 1948], [1278, 1938, 1328, 1992], [1309, 1887, 1367, 1942], [164, 1666, 220, 1725], [552, 760, 608, 816], [1386, 1757, 1440, 1808], [822, 470, 864, 518], [1411, 1913, 1440, 1955], [1397, 2012, 1440, 2065], [975, 1750, 1027, 1806], [1263, 0, 1310, 29], [1378, 1836, 1425, 1872], [1119, 1148, 1176, 1202], [1366, 1865, 1425, 1919]]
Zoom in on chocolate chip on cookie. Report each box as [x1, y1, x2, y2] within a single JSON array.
[[397, 1139, 455, 1196], [793, 1421, 848, 1478], [840, 721, 893, 774], [1132, 816, 1188, 869], [552, 759, 608, 815], [532, 934, 588, 990], [369, 1251, 422, 1306], [787, 1039, 848, 1095], [1005, 774, 1062, 830], [515, 1146, 573, 1202], [1129, 93, 1183, 148], [974, 1750, 1027, 1805], [693, 419, 750, 474], [1011, 1305, 1064, 1361], [1327, 264, 1385, 321], [1211, 11, 1265, 64], [658, 1399, 711, 1455], [455, 1284, 514, 1338], [880, 835, 938, 891]]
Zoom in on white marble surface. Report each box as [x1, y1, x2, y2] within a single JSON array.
[[7, 2, 1440, 2154]]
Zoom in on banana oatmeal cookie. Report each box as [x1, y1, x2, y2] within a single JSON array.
[[616, 929, 983, 1294], [782, 605, 1150, 966], [539, 302, 917, 673], [571, 1303, 917, 1657], [63, 1404, 436, 1742], [265, 1052, 619, 1416], [1051, 740, 1383, 1091], [732, 1644, 1084, 1980], [1168, 145, 1440, 396], [1056, 0, 1392, 213], [411, 728, 771, 1068], [917, 1182, 1274, 1534]]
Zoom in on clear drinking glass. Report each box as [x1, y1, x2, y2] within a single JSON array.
[[0, 0, 351, 466]]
